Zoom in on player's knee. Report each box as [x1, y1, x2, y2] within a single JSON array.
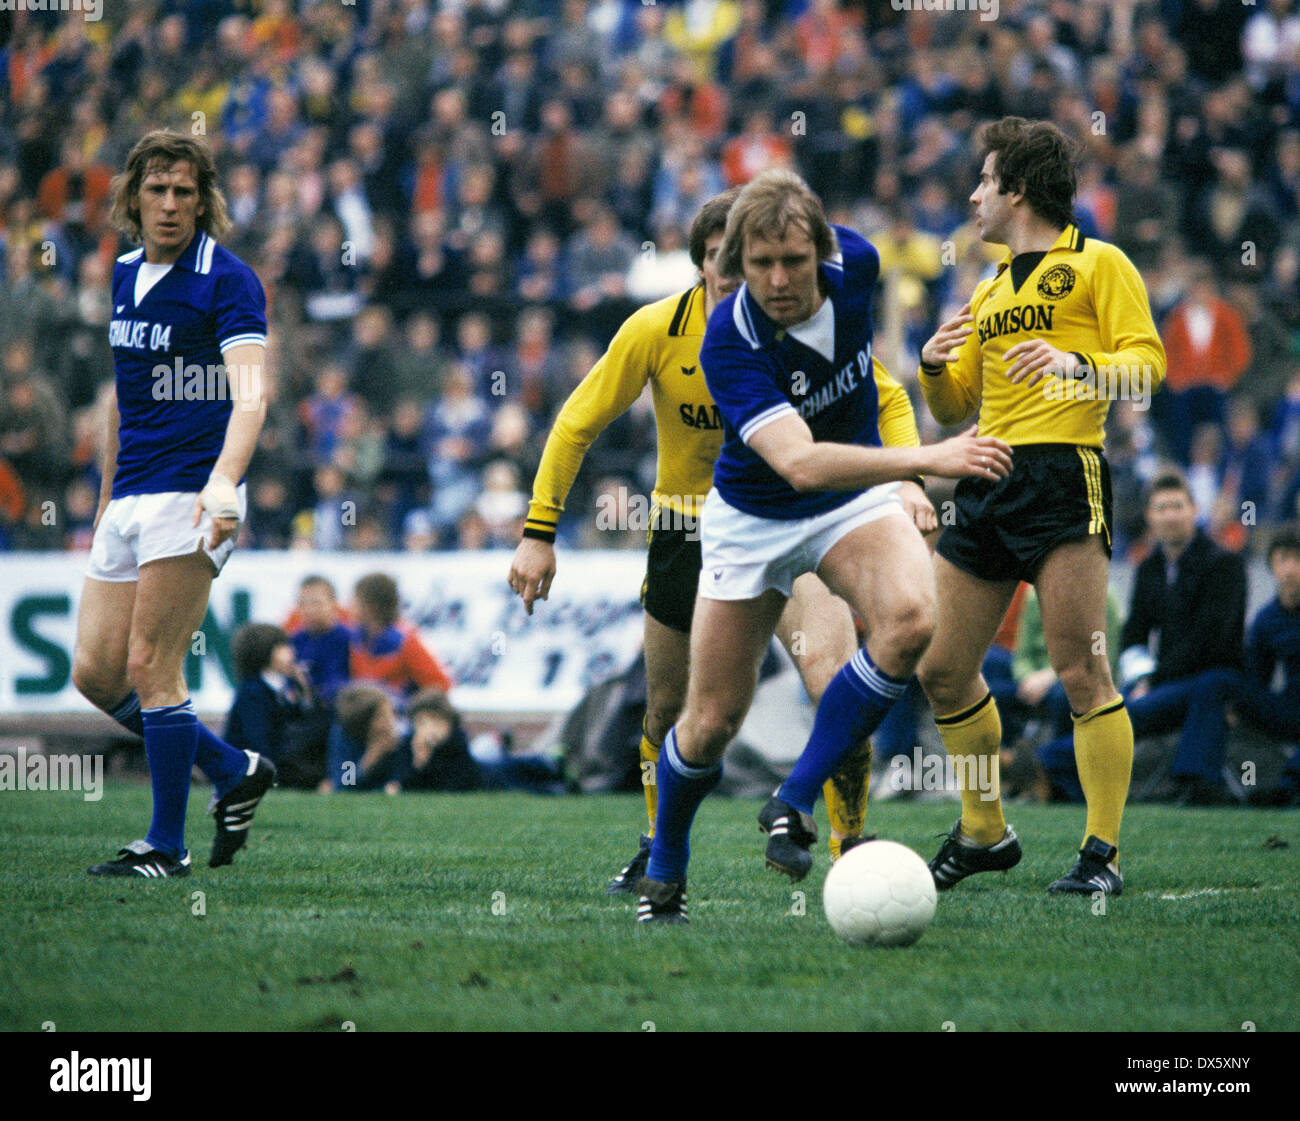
[[644, 697, 684, 744], [682, 707, 744, 762], [916, 657, 969, 713], [1056, 658, 1113, 712], [72, 655, 120, 710], [879, 596, 935, 668], [796, 648, 843, 703], [125, 639, 171, 695]]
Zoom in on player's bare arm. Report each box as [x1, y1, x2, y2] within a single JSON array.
[[748, 415, 1012, 493], [94, 391, 121, 534], [193, 341, 268, 550]]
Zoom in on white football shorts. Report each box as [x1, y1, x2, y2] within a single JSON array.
[[87, 485, 247, 582], [698, 483, 905, 601]]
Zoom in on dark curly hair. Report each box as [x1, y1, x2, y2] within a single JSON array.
[[977, 117, 1079, 231]]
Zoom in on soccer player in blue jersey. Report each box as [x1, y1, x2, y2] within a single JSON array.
[[635, 169, 1012, 923], [73, 132, 274, 877]]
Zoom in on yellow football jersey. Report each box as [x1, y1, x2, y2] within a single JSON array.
[[918, 225, 1166, 448], [525, 284, 922, 541]]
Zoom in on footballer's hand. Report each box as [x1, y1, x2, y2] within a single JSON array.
[[508, 537, 556, 615], [897, 480, 936, 533], [920, 303, 974, 367], [193, 472, 241, 549], [92, 499, 109, 535], [1003, 339, 1077, 388], [923, 426, 1012, 481]]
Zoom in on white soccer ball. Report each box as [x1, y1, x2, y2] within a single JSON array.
[[822, 840, 937, 946]]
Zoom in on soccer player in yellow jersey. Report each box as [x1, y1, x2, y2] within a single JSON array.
[[914, 118, 1166, 896], [508, 190, 936, 892]]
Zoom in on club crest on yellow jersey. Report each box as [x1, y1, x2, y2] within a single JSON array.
[[1037, 264, 1076, 301]]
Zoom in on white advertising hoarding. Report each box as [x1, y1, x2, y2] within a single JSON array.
[[0, 550, 648, 716]]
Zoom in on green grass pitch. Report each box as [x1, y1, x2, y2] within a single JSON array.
[[3, 784, 1297, 1032]]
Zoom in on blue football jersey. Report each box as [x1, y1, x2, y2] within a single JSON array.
[[701, 224, 883, 519], [109, 230, 267, 498]]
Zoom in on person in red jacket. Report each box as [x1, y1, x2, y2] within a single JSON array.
[[1156, 261, 1252, 463], [349, 572, 453, 699]]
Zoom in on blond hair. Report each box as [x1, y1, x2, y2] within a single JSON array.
[[716, 169, 837, 279], [109, 130, 232, 242]]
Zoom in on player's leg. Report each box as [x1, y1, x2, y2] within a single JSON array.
[[776, 573, 873, 860], [638, 591, 786, 922], [72, 577, 138, 726], [610, 520, 697, 894], [912, 555, 1022, 887], [607, 612, 690, 894], [760, 513, 933, 880], [1035, 535, 1128, 894], [917, 554, 1019, 816], [73, 573, 252, 802], [130, 553, 217, 860], [88, 551, 213, 876]]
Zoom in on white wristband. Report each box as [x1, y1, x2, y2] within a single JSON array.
[[200, 472, 240, 520]]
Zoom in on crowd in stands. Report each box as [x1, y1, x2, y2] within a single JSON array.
[[3, 1, 1300, 801], [2, 1, 1300, 558]]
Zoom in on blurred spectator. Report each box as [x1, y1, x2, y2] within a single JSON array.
[[425, 364, 492, 535], [378, 398, 430, 533], [720, 108, 793, 188], [288, 575, 352, 706], [403, 688, 565, 794], [567, 205, 636, 308], [475, 458, 528, 547], [322, 683, 404, 794], [1156, 263, 1252, 463], [349, 572, 454, 699], [0, 365, 69, 517], [516, 226, 569, 305], [343, 305, 401, 418], [226, 622, 322, 785], [1221, 399, 1275, 525], [284, 214, 367, 324], [246, 477, 295, 549], [1170, 522, 1300, 806], [300, 364, 361, 468], [311, 464, 355, 552]]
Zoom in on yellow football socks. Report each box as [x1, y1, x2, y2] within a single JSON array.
[[933, 692, 1006, 846], [1072, 697, 1132, 855], [640, 728, 660, 837], [825, 740, 872, 861]]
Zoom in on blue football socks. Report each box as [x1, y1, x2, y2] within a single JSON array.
[[645, 728, 722, 884], [113, 689, 248, 798], [141, 700, 200, 859], [779, 647, 908, 815]]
